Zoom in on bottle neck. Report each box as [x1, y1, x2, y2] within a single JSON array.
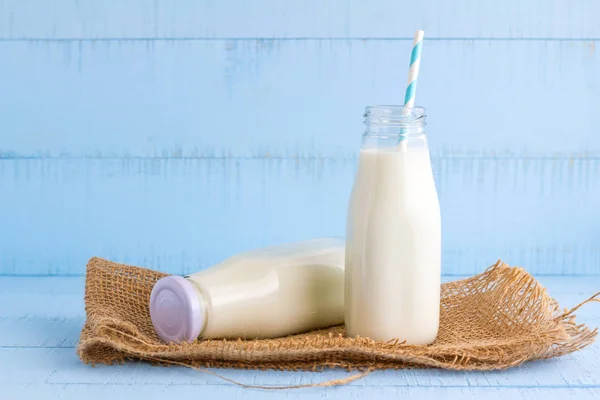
[[362, 105, 427, 151], [184, 277, 209, 337]]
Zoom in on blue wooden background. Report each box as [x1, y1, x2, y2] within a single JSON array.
[[1, 0, 600, 276]]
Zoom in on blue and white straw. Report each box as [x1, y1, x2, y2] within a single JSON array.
[[404, 30, 424, 109]]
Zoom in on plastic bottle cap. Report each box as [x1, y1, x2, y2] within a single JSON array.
[[149, 276, 203, 343]]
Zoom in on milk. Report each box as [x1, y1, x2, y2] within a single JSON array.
[[345, 146, 441, 344], [150, 238, 345, 342]]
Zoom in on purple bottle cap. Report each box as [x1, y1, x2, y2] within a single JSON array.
[[149, 276, 203, 343]]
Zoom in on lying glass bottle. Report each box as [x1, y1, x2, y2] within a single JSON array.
[[150, 238, 345, 343]]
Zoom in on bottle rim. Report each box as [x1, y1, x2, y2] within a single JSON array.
[[364, 105, 426, 127]]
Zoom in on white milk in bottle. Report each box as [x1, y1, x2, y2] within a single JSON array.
[[345, 106, 441, 344], [150, 238, 345, 342]]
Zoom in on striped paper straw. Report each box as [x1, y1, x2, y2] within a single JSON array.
[[404, 30, 424, 109]]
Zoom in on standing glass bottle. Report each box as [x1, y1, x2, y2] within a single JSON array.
[[345, 105, 441, 345]]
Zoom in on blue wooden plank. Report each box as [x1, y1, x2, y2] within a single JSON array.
[[2, 384, 598, 400], [0, 276, 598, 399], [1, 159, 599, 276], [1, 0, 599, 40], [1, 40, 599, 159], [5, 345, 600, 388]]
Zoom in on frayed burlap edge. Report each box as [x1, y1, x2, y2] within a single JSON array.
[[77, 258, 598, 377]]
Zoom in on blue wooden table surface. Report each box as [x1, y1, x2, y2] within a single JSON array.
[[1, 1, 600, 398], [1, 275, 598, 399]]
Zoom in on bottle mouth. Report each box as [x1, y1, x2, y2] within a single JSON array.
[[364, 105, 426, 127]]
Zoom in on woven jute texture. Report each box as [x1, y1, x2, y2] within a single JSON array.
[[77, 257, 598, 372]]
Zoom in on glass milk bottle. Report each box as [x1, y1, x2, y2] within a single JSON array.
[[150, 238, 345, 343], [345, 106, 441, 344]]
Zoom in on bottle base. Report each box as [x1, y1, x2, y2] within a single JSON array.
[[345, 326, 438, 345]]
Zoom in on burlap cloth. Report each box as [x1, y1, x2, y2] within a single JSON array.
[[77, 257, 598, 373]]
